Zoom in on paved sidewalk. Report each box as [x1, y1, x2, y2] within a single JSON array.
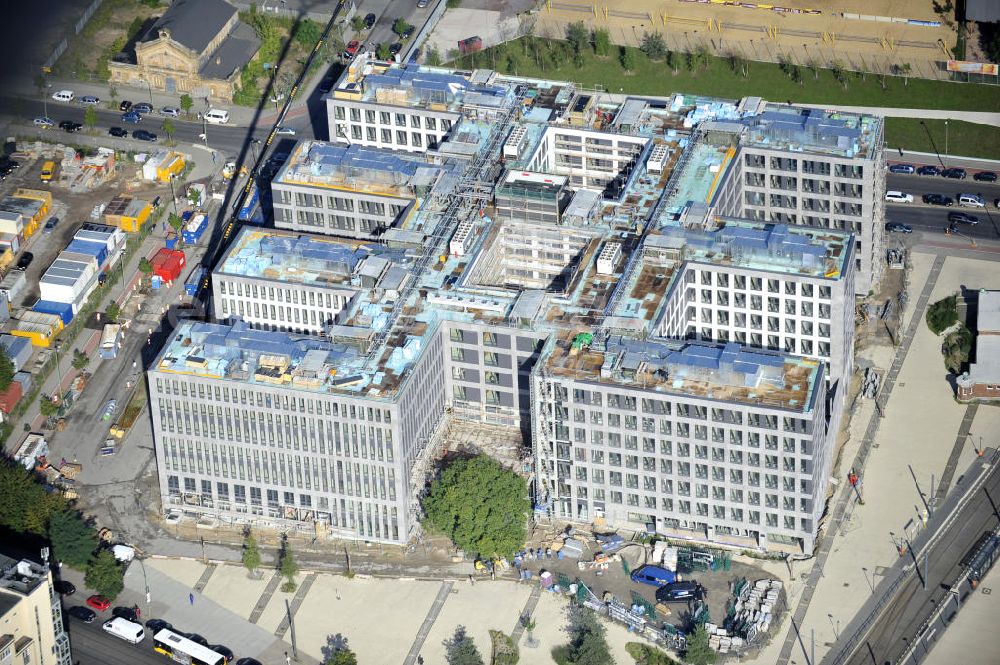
[[924, 563, 1000, 665], [795, 104, 1000, 127]]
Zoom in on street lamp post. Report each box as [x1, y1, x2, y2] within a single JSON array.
[[138, 78, 153, 105], [168, 173, 178, 216], [53, 341, 64, 398], [944, 119, 949, 160]]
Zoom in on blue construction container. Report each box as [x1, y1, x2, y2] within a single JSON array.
[[33, 300, 74, 325], [65, 239, 108, 269], [181, 212, 208, 244], [238, 183, 259, 221], [184, 265, 207, 296]]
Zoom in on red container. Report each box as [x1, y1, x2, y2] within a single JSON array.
[[150, 248, 186, 283], [458, 36, 482, 55], [0, 381, 23, 413]]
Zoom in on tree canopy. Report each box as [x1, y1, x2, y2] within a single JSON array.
[[0, 347, 15, 390], [0, 459, 65, 535], [85, 550, 124, 600], [49, 510, 97, 570], [243, 532, 262, 574], [552, 605, 613, 665], [683, 625, 717, 665], [444, 625, 484, 665], [422, 455, 530, 559]]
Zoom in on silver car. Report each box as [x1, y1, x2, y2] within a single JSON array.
[[160, 107, 180, 117]]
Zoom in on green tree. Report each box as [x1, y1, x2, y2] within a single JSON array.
[[71, 348, 91, 371], [127, 16, 145, 40], [325, 650, 358, 665], [280, 542, 298, 591], [243, 532, 262, 576], [85, 550, 124, 600], [0, 459, 64, 535], [168, 212, 184, 232], [351, 15, 366, 33], [83, 105, 98, 130], [49, 510, 97, 570], [180, 93, 194, 116], [377, 42, 393, 61], [426, 46, 443, 66], [640, 32, 667, 61], [394, 18, 413, 38], [620, 46, 637, 73], [422, 456, 530, 559], [0, 347, 14, 390], [552, 605, 612, 665], [444, 625, 484, 665], [683, 625, 716, 665], [942, 324, 973, 373], [593, 29, 612, 57], [566, 22, 589, 64], [105, 301, 121, 322], [161, 118, 175, 141], [926, 295, 958, 334], [626, 642, 680, 664], [294, 19, 323, 48], [447, 0, 462, 7], [138, 257, 154, 275], [39, 395, 60, 418]]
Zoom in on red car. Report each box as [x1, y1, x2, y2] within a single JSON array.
[[86, 595, 111, 612], [343, 40, 361, 59]]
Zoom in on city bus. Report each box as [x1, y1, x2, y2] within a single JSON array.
[[152, 629, 226, 665]]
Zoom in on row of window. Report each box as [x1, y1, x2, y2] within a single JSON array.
[[221, 298, 335, 329], [154, 378, 392, 423], [333, 105, 453, 132], [689, 271, 833, 298], [218, 280, 349, 309]]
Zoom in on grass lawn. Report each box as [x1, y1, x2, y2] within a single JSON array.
[[454, 38, 1000, 113], [884, 118, 1000, 160]]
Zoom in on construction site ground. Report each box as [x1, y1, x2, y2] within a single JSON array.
[[533, 0, 956, 80]]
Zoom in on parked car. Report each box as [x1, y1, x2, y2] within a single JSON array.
[[108, 126, 128, 137], [33, 116, 54, 128], [417, 0, 429, 7], [275, 126, 296, 136], [133, 102, 153, 114], [236, 659, 262, 665], [54, 580, 76, 595], [86, 595, 111, 612], [119, 100, 133, 112], [112, 606, 140, 622], [885, 222, 912, 234], [941, 167, 967, 179], [916, 165, 941, 176], [973, 170, 997, 182], [145, 618, 172, 633], [16, 252, 33, 270], [59, 121, 82, 133], [364, 12, 376, 28], [884, 191, 913, 204], [922, 193, 954, 207], [160, 106, 180, 117], [948, 211, 979, 225], [121, 112, 142, 124], [631, 565, 678, 587], [655, 581, 703, 603], [80, 95, 100, 105], [51, 90, 75, 102], [44, 217, 60, 233], [132, 129, 158, 142], [389, 42, 403, 58], [101, 399, 118, 421], [401, 25, 415, 39], [343, 40, 361, 59], [67, 606, 97, 623], [888, 163, 915, 174], [184, 633, 209, 647]]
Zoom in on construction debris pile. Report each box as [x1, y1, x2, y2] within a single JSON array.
[[719, 578, 785, 652], [860, 366, 880, 398]]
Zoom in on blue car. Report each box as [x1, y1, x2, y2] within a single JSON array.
[[121, 112, 142, 124]]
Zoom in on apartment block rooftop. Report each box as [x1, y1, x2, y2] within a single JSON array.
[[739, 101, 881, 159], [274, 140, 455, 199], [154, 319, 431, 399], [542, 333, 822, 412], [0, 554, 47, 596], [215, 227, 417, 291]]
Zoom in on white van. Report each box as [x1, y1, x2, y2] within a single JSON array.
[[958, 193, 985, 208], [102, 617, 145, 644], [51, 90, 75, 102], [204, 109, 230, 125]]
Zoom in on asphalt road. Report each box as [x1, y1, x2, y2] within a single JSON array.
[[839, 460, 1000, 665], [885, 171, 1000, 240], [66, 615, 163, 665], [366, 0, 435, 57]]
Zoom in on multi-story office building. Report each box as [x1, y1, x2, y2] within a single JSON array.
[[271, 141, 457, 239], [0, 553, 72, 665], [155, 63, 875, 554], [709, 101, 885, 295], [533, 336, 829, 554], [212, 227, 415, 334]]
